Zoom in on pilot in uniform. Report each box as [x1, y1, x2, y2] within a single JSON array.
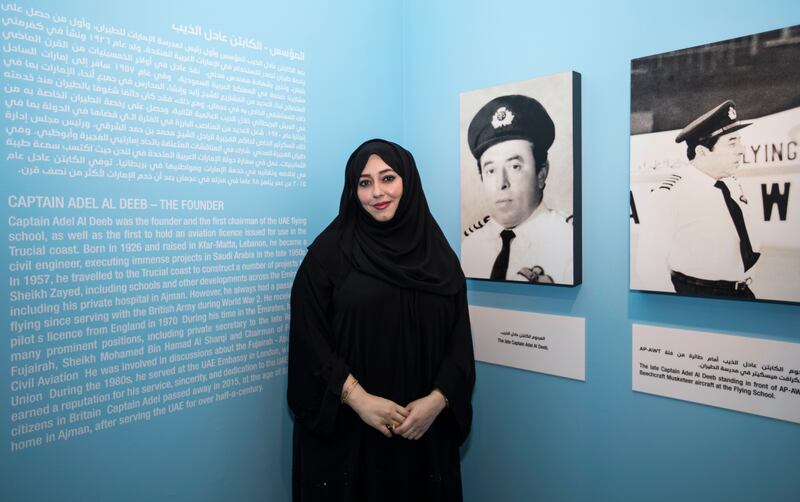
[[461, 94, 573, 284], [635, 100, 760, 299]]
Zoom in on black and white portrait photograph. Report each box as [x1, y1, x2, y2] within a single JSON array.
[[460, 72, 581, 286], [630, 25, 800, 303]]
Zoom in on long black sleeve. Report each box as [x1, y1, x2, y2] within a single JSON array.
[[287, 252, 350, 437], [433, 286, 475, 445]]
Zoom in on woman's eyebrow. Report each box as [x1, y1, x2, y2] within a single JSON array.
[[360, 169, 395, 178]]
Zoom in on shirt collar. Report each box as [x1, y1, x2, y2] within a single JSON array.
[[684, 164, 725, 186], [507, 203, 550, 232]]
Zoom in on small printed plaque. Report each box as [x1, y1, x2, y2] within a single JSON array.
[[633, 323, 800, 424], [469, 305, 585, 381]]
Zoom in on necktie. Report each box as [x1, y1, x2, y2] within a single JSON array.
[[490, 230, 516, 280], [714, 180, 760, 271]]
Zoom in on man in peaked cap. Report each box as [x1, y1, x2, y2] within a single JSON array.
[[635, 100, 761, 299], [461, 94, 573, 284]]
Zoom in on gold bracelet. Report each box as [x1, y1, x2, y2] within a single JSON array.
[[341, 378, 359, 404]]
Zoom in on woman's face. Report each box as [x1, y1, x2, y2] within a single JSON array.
[[357, 154, 403, 222]]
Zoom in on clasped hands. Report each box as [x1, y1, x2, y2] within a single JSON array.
[[345, 383, 447, 440]]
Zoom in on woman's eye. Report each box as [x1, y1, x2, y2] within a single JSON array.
[[485, 168, 495, 175], [382, 175, 396, 183], [358, 179, 371, 188]]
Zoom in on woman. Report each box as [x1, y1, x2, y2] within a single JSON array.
[[288, 139, 475, 501]]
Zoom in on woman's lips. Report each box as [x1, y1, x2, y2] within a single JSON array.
[[373, 201, 391, 210]]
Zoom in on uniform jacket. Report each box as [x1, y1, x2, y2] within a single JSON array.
[[635, 165, 761, 291], [461, 204, 573, 284]]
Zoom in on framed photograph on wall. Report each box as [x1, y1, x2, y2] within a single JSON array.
[[460, 71, 581, 286], [630, 25, 800, 303]]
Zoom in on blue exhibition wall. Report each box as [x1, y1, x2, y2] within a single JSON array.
[[2, 1, 402, 500], [403, 1, 800, 501]]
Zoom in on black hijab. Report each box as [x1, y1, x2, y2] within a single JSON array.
[[327, 138, 464, 295]]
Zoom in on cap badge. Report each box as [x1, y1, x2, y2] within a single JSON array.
[[728, 107, 737, 120], [491, 106, 515, 129]]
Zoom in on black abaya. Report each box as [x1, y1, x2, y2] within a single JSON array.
[[287, 140, 475, 501]]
